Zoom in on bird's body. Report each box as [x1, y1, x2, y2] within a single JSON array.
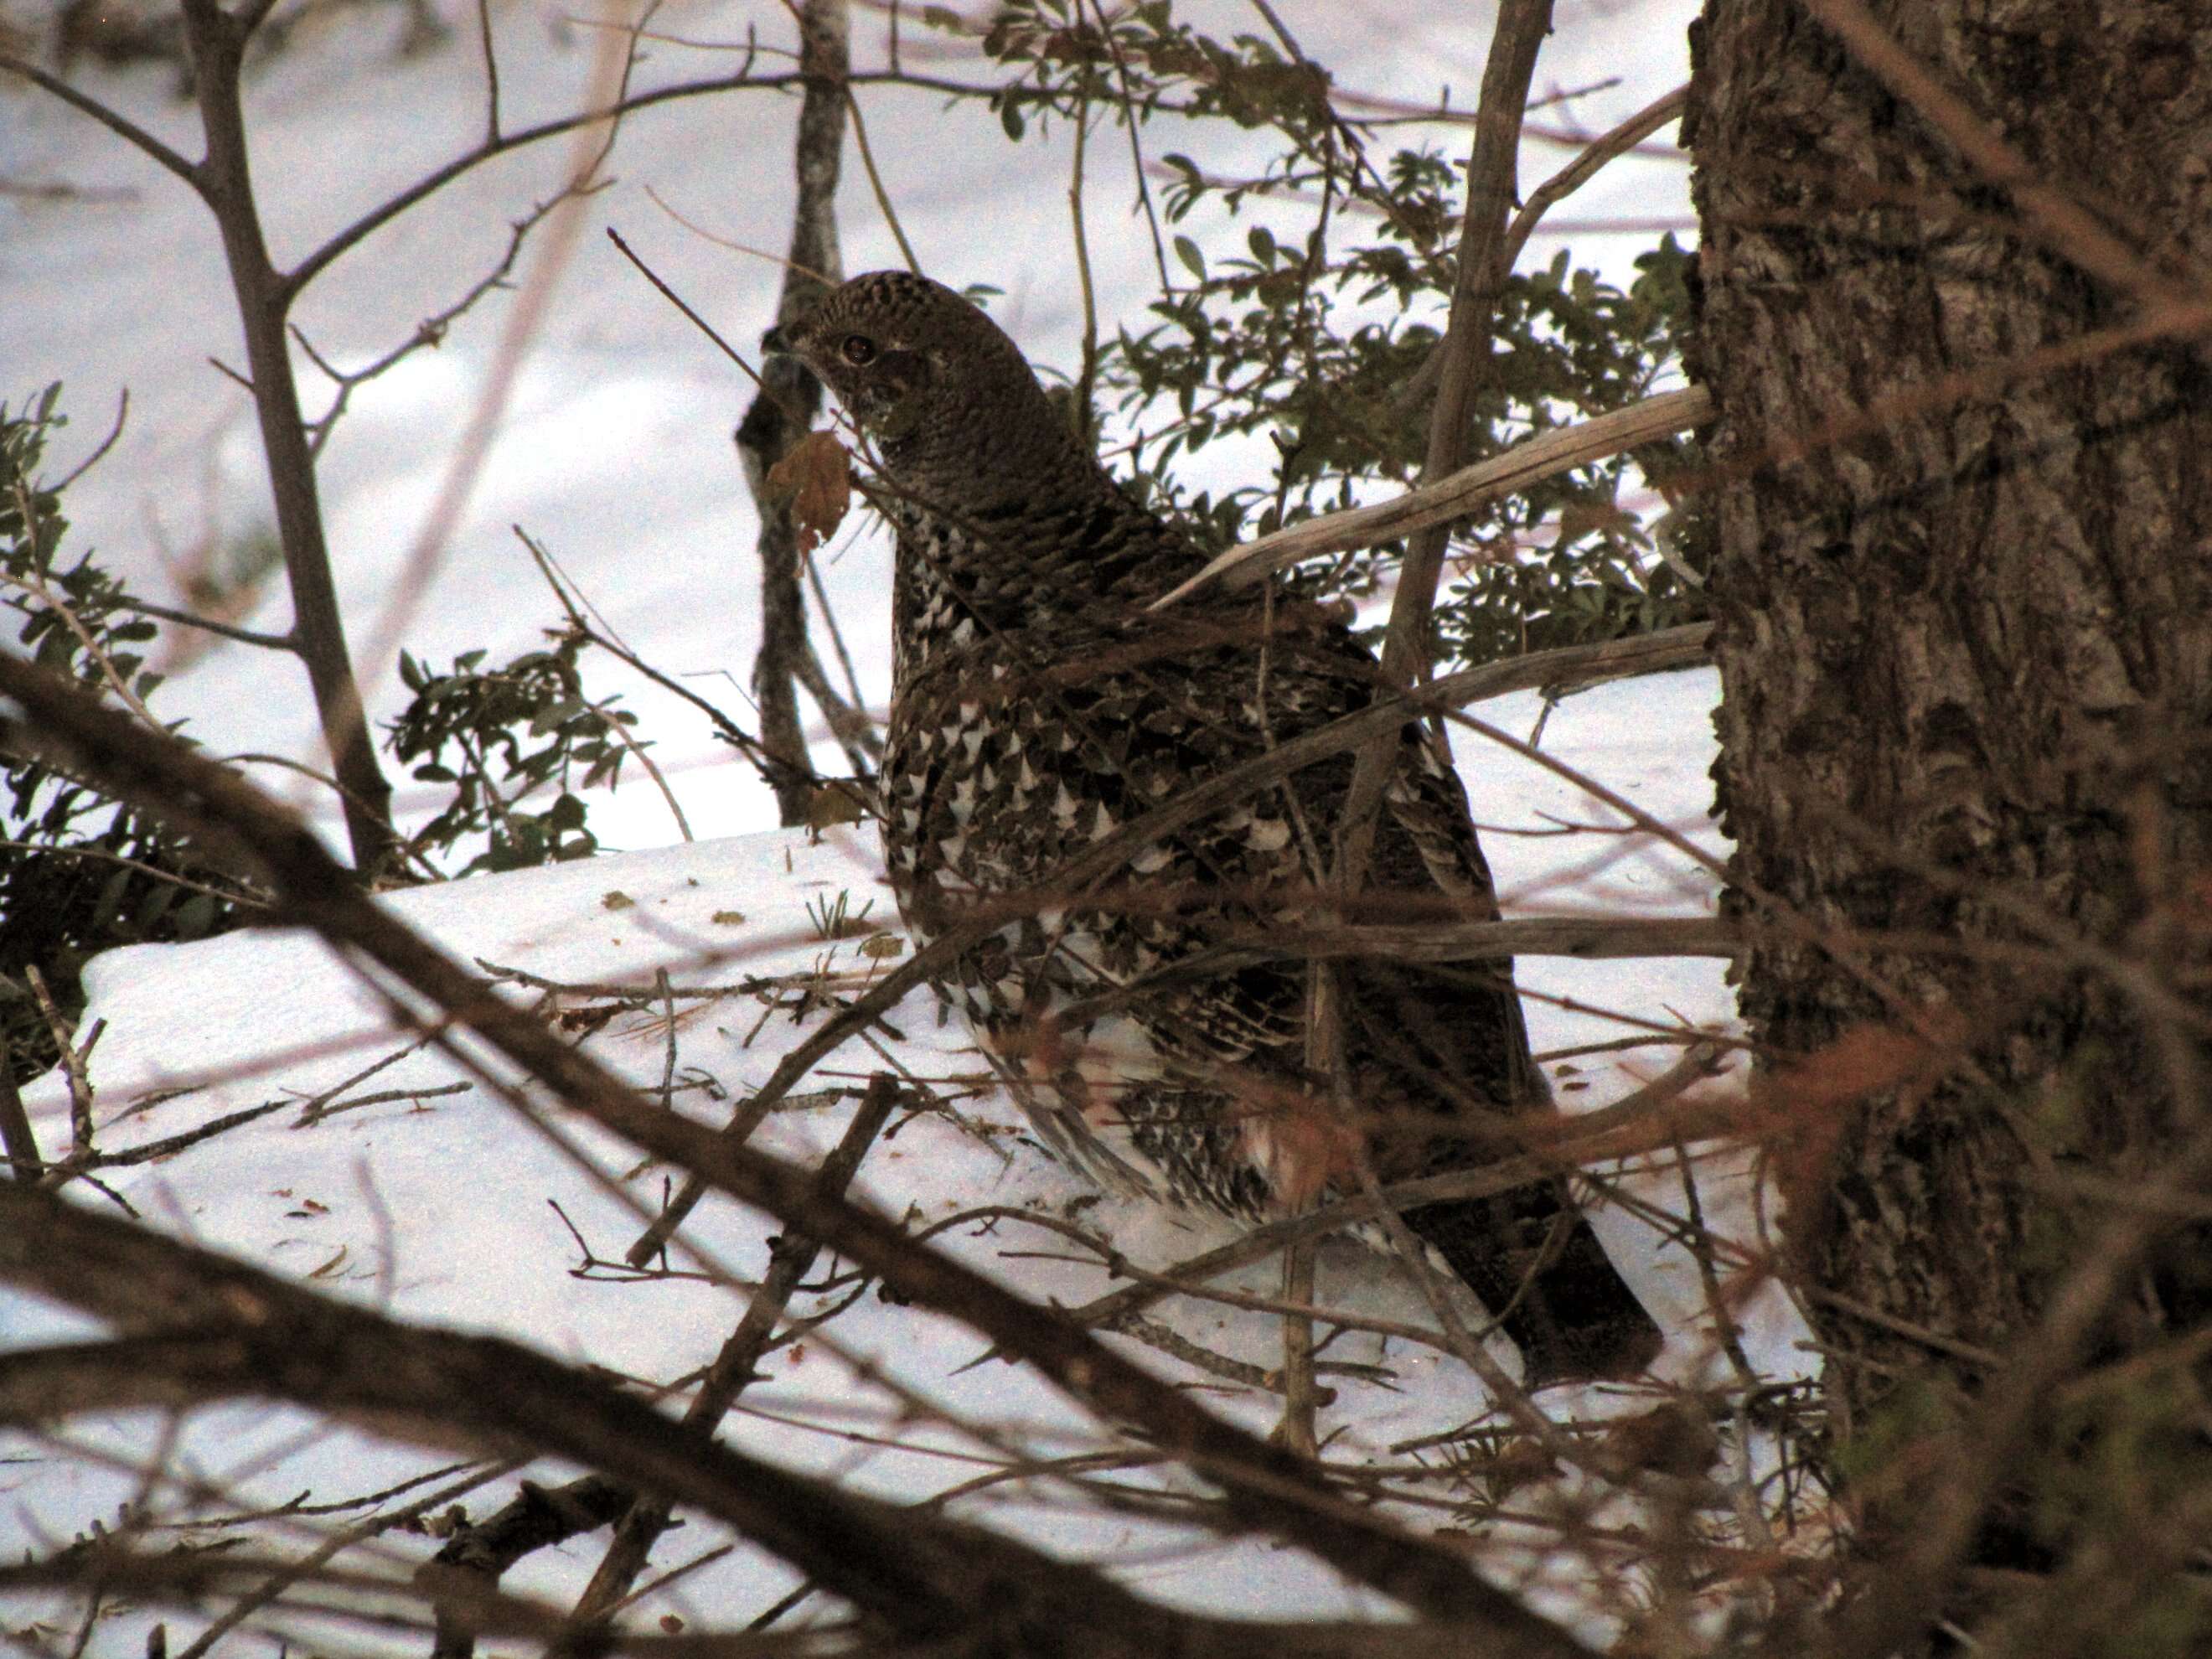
[[773, 271, 1661, 1388]]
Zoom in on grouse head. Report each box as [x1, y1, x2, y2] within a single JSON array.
[[766, 271, 1101, 516]]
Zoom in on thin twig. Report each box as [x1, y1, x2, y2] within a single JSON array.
[[1068, 96, 1100, 438], [23, 965, 94, 1158], [475, 0, 501, 144], [569, 1076, 900, 1628], [584, 692, 694, 843], [607, 227, 766, 389], [1275, 1237, 1321, 1450], [1085, 0, 1171, 292], [0, 54, 200, 188], [345, 3, 652, 795], [1150, 388, 1713, 606], [110, 597, 295, 653], [1502, 83, 1688, 271], [515, 528, 819, 798], [0, 555, 163, 729], [0, 840, 266, 912], [0, 1062, 39, 1183], [51, 390, 129, 494], [841, 85, 920, 274], [294, 182, 572, 460], [172, 1460, 524, 1659], [740, 0, 853, 828], [798, 546, 881, 760]]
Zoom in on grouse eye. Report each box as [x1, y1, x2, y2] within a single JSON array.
[[840, 333, 877, 367]]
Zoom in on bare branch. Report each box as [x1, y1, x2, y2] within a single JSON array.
[[0, 53, 202, 190], [1376, 0, 1553, 668], [1068, 96, 1100, 435], [475, 0, 501, 144], [0, 1190, 1160, 1651], [342, 5, 653, 788], [176, 0, 398, 871], [1150, 387, 1713, 607], [1503, 83, 1688, 271], [0, 1062, 39, 1184], [742, 0, 852, 827], [566, 1078, 900, 1631], [50, 389, 130, 493], [111, 597, 295, 653], [0, 653, 1600, 1646], [294, 184, 566, 459], [1222, 912, 1737, 969], [517, 528, 853, 810], [277, 64, 905, 300], [842, 84, 920, 274], [1325, 0, 1553, 913], [0, 839, 267, 913], [23, 964, 93, 1158]]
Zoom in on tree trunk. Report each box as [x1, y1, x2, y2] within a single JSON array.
[[1687, 0, 2212, 1594], [737, 0, 847, 828], [182, 0, 399, 876]]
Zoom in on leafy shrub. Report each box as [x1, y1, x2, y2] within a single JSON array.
[[965, 0, 1708, 666], [388, 630, 641, 876], [0, 387, 251, 1081]]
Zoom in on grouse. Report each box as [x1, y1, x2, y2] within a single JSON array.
[[769, 271, 1662, 1388]]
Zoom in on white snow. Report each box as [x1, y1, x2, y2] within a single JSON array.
[[5, 664, 1809, 1646], [0, 3, 1799, 1649]]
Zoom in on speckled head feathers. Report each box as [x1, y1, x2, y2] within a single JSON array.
[[770, 271, 1098, 513]]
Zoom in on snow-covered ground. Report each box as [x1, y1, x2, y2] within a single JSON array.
[[0, 3, 1796, 1649], [4, 664, 1807, 1647]]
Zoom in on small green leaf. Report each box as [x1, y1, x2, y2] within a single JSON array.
[[1173, 235, 1206, 282], [175, 892, 220, 939]]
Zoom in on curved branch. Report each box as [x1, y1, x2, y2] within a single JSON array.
[[281, 65, 835, 298], [1502, 83, 1688, 272], [276, 60, 1170, 302], [1150, 388, 1714, 607], [0, 1202, 1146, 1648], [0, 52, 201, 192], [0, 651, 1594, 1653], [113, 598, 295, 653]]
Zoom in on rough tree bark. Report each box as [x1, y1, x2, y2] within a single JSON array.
[[1688, 0, 2212, 1580], [736, 0, 848, 827]]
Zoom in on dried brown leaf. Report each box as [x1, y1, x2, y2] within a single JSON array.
[[765, 429, 852, 553]]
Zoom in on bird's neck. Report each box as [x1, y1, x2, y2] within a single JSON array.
[[886, 473, 1205, 690]]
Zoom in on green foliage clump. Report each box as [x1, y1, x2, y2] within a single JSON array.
[[388, 631, 639, 876], [0, 390, 640, 1084], [0, 387, 250, 1082], [964, 0, 1708, 666]]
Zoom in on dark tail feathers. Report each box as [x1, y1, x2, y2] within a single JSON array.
[[1405, 1183, 1662, 1390]]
